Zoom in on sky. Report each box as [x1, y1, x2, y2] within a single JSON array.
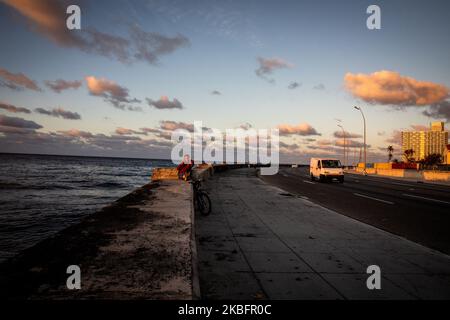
[[0, 0, 449, 163]]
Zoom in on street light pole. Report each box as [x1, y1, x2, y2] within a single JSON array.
[[354, 106, 367, 174], [337, 124, 346, 167]]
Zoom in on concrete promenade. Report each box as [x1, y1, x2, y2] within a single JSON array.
[[0, 180, 195, 300], [196, 168, 450, 299]]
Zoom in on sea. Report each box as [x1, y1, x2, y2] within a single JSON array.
[[0, 153, 174, 263]]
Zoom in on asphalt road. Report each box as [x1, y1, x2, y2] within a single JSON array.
[[262, 167, 450, 255]]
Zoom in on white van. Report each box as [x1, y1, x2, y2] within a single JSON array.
[[310, 158, 344, 183]]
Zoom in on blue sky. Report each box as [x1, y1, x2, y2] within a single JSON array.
[[0, 0, 449, 162]]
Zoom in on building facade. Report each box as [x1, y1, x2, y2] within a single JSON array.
[[401, 122, 449, 163]]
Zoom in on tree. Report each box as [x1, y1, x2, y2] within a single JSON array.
[[404, 149, 415, 163], [422, 153, 443, 167], [387, 145, 394, 162]]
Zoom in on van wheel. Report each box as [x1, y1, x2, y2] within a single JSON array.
[[310, 174, 315, 181], [339, 177, 344, 183], [319, 175, 324, 182]]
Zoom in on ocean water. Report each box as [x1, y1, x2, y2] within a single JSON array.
[[0, 153, 174, 263]]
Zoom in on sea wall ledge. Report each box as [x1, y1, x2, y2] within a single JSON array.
[[0, 174, 196, 299]]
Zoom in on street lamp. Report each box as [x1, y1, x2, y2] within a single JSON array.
[[337, 124, 346, 168], [354, 106, 367, 174]]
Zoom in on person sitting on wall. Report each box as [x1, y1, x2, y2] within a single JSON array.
[[177, 154, 194, 180]]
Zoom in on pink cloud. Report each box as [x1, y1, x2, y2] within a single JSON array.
[[277, 123, 321, 136], [344, 70, 448, 106]]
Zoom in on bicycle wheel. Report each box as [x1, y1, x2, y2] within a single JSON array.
[[198, 191, 211, 216]]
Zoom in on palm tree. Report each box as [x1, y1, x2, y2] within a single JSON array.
[[387, 145, 394, 162], [422, 153, 443, 167], [404, 149, 415, 163]]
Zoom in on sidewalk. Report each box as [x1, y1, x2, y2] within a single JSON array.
[[196, 168, 450, 299]]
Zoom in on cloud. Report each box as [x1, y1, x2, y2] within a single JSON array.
[[277, 123, 321, 136], [45, 79, 82, 93], [386, 130, 402, 146], [344, 70, 449, 106], [0, 102, 31, 114], [0, 126, 35, 134], [0, 126, 173, 158], [57, 129, 93, 139], [140, 127, 161, 134], [211, 90, 221, 95], [279, 141, 299, 151], [0, 67, 40, 91], [130, 25, 190, 65], [159, 120, 193, 132], [2, 0, 189, 65], [85, 76, 140, 110], [288, 82, 301, 90], [335, 139, 367, 148], [410, 124, 429, 131], [0, 115, 42, 129], [317, 139, 333, 146], [422, 101, 450, 122], [35, 107, 81, 120], [147, 96, 184, 110], [115, 127, 150, 136], [255, 57, 293, 82], [239, 122, 253, 130], [333, 131, 362, 139], [313, 83, 325, 90]]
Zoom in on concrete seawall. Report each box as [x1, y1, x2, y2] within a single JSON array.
[[354, 167, 450, 183], [0, 173, 200, 299]]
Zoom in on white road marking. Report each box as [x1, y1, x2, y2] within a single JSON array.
[[303, 180, 316, 185], [402, 193, 450, 205], [353, 193, 394, 205]]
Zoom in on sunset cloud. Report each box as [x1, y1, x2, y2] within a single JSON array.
[[0, 102, 31, 114], [85, 76, 140, 110], [410, 124, 429, 131], [147, 96, 184, 110], [2, 0, 189, 65], [115, 127, 150, 136], [333, 130, 362, 139], [0, 67, 40, 91], [344, 70, 449, 106], [57, 129, 93, 139], [277, 123, 321, 136], [255, 57, 293, 82], [35, 107, 81, 120], [0, 115, 42, 129], [335, 139, 367, 148], [422, 101, 450, 122], [159, 120, 193, 132], [45, 79, 82, 93], [130, 25, 190, 65], [386, 130, 402, 146]]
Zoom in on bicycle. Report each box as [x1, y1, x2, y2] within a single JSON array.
[[190, 180, 211, 216]]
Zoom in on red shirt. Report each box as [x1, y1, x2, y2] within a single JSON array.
[[177, 160, 194, 176]]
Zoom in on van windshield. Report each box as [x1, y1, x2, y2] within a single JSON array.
[[321, 160, 341, 168]]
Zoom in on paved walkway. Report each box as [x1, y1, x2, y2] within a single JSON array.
[[196, 168, 450, 300]]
